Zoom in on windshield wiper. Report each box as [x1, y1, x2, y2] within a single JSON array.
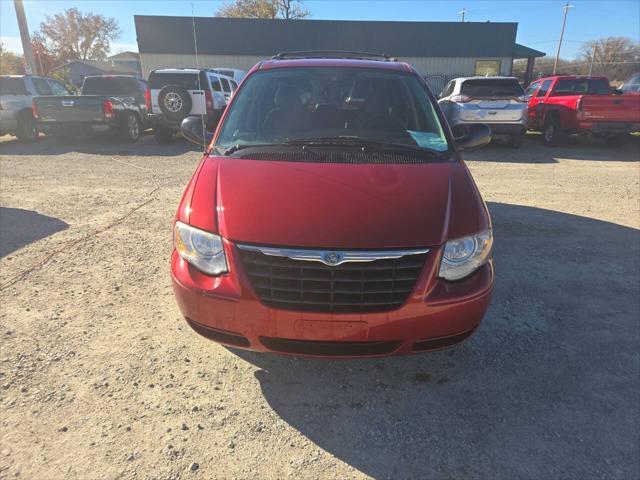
[[221, 143, 276, 155], [283, 136, 448, 156]]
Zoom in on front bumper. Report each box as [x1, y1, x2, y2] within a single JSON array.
[[171, 242, 494, 357]]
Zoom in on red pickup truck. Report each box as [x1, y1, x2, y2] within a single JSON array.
[[526, 75, 640, 146]]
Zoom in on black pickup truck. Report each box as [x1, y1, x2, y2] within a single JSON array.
[[33, 76, 149, 142]]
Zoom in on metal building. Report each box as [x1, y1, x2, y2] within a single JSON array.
[[134, 16, 544, 91]]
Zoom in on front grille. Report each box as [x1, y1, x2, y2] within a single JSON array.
[[238, 248, 427, 313], [260, 337, 401, 356]]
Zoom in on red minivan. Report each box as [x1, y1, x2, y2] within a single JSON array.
[[172, 52, 494, 357]]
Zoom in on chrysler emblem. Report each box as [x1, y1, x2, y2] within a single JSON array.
[[323, 252, 341, 266]]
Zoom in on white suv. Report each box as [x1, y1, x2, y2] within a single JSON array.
[[438, 76, 528, 148], [147, 69, 236, 143]]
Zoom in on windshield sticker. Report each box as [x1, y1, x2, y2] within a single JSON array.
[[407, 131, 448, 151]]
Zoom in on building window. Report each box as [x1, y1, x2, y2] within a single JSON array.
[[474, 60, 502, 76]]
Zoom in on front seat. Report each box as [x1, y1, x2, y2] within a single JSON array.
[[262, 86, 311, 136]]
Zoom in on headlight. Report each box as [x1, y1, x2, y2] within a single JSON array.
[[174, 221, 228, 275], [438, 230, 493, 281]]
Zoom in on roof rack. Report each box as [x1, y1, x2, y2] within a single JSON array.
[[272, 51, 397, 62]]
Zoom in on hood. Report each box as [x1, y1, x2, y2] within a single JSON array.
[[187, 156, 485, 249]]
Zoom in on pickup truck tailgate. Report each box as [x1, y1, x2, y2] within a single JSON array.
[[35, 95, 106, 123], [581, 95, 640, 123]]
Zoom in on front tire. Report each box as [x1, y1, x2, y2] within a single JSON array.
[[543, 117, 565, 147], [153, 125, 173, 143], [121, 113, 142, 142], [16, 113, 37, 143]]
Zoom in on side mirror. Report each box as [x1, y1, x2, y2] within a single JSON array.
[[612, 88, 622, 95], [452, 124, 491, 151], [181, 116, 214, 146]]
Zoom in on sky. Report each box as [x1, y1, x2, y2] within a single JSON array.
[[1, 0, 639, 59]]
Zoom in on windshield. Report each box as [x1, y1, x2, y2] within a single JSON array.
[[215, 67, 449, 154], [461, 78, 524, 98], [82, 77, 140, 96]]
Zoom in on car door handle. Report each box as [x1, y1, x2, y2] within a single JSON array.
[[61, 100, 74, 107], [191, 91, 203, 95]]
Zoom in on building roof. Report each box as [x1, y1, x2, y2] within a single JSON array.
[[51, 60, 139, 74], [108, 51, 140, 60], [513, 43, 546, 59], [134, 16, 520, 58]]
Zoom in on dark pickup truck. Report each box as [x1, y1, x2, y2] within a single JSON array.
[[33, 75, 149, 142]]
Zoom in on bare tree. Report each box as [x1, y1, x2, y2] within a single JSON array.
[[579, 37, 639, 80], [277, 0, 310, 19], [37, 8, 121, 62], [216, 0, 310, 19]]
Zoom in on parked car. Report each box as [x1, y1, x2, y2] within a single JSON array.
[[33, 75, 148, 142], [527, 75, 640, 146], [172, 52, 494, 357], [211, 68, 245, 84], [0, 75, 70, 142], [438, 76, 528, 148], [147, 68, 229, 143], [620, 72, 640, 94]]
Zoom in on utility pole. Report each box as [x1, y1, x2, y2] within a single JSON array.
[[13, 0, 37, 75], [458, 8, 466, 22], [553, 2, 572, 75]]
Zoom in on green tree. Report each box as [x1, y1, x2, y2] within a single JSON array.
[[37, 8, 121, 62], [216, 0, 310, 19], [0, 43, 25, 75]]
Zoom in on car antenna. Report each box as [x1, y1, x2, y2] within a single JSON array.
[[191, 2, 207, 153]]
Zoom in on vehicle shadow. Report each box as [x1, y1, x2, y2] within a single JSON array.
[[0, 132, 202, 157], [466, 133, 640, 164], [0, 207, 69, 258], [229, 202, 640, 478]]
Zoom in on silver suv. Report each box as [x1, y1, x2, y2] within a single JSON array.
[[438, 76, 528, 148], [0, 75, 70, 142]]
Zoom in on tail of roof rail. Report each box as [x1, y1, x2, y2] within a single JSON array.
[[272, 51, 397, 62]]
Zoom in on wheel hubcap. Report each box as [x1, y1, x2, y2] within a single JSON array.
[[545, 124, 554, 141], [128, 117, 139, 138], [164, 93, 183, 112]]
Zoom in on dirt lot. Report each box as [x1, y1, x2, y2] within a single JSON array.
[[0, 133, 639, 480]]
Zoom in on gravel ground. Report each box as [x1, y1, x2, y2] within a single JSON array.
[[0, 133, 639, 480]]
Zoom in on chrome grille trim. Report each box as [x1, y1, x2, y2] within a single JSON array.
[[236, 244, 429, 267]]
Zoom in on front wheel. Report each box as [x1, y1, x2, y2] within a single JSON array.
[[121, 113, 142, 142], [16, 113, 37, 143], [543, 117, 565, 147]]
